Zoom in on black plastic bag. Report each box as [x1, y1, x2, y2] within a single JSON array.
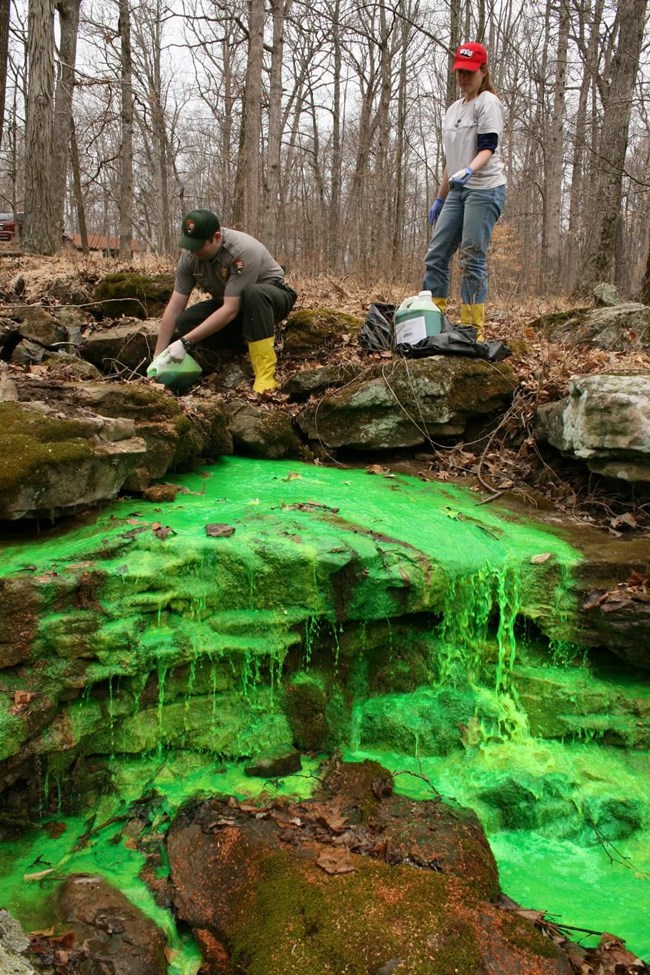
[[359, 303, 395, 351], [361, 302, 512, 362], [396, 323, 512, 362]]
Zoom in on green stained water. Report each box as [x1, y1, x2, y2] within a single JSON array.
[[348, 744, 650, 958], [1, 458, 648, 964], [0, 754, 322, 974]]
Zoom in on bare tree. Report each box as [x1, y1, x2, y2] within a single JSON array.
[[578, 0, 648, 290], [52, 0, 80, 243], [119, 0, 134, 258], [0, 0, 10, 150], [233, 0, 264, 232], [23, 0, 57, 254]]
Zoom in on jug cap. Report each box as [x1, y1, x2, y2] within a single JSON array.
[[418, 290, 432, 297]]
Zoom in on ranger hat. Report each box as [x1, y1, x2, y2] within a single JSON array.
[[452, 42, 488, 71], [179, 209, 221, 251]]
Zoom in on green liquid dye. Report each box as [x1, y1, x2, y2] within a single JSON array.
[[0, 458, 648, 964]]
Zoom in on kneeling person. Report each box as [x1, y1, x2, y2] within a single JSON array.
[[154, 209, 297, 392]]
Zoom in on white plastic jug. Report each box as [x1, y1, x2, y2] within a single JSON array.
[[394, 290, 442, 346], [147, 349, 203, 393]]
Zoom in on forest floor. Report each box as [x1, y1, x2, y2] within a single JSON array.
[[1, 249, 649, 539]]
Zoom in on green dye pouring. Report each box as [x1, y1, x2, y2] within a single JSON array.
[[0, 457, 648, 964]]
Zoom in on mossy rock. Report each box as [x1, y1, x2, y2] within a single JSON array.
[[282, 307, 363, 355], [283, 673, 336, 752], [94, 272, 175, 319], [0, 402, 95, 494]]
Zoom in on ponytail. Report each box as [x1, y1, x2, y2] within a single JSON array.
[[478, 66, 496, 95]]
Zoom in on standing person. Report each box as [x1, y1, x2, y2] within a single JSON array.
[[154, 209, 297, 393], [423, 42, 506, 340]]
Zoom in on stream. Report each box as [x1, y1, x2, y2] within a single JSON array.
[[0, 457, 648, 967]]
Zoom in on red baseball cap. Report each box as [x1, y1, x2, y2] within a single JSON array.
[[452, 42, 488, 71]]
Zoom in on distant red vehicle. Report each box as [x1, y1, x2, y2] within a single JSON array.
[[0, 212, 23, 242]]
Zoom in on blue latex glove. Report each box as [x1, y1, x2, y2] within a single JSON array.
[[159, 338, 186, 364], [449, 166, 473, 188], [428, 197, 445, 225]]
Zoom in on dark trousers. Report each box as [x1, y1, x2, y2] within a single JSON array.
[[176, 282, 297, 344]]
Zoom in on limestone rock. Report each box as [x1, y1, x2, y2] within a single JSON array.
[[0, 401, 147, 520], [282, 307, 363, 355], [532, 303, 650, 351], [93, 270, 174, 319], [0, 911, 36, 975], [80, 319, 158, 374], [536, 373, 650, 484], [56, 874, 168, 975], [593, 282, 622, 307], [296, 356, 515, 449], [282, 361, 360, 399], [228, 399, 305, 458], [0, 375, 233, 517], [40, 352, 103, 380]]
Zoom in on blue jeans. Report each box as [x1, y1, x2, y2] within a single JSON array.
[[423, 184, 506, 305]]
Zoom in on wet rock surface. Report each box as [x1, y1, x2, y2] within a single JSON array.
[[166, 759, 572, 975]]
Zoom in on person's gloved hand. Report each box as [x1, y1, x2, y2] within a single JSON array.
[[449, 166, 473, 188], [428, 198, 445, 225], [160, 339, 186, 363]]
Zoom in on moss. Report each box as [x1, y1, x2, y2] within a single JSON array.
[[501, 912, 561, 958], [283, 308, 363, 354], [95, 272, 174, 319], [283, 674, 331, 751], [229, 852, 479, 975], [0, 403, 94, 491], [91, 383, 182, 421]]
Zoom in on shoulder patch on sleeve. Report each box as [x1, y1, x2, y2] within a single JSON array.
[[233, 258, 245, 275]]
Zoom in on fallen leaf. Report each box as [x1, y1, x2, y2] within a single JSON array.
[[610, 512, 638, 530], [152, 525, 176, 540], [205, 523, 236, 538], [317, 848, 356, 874], [530, 552, 553, 564], [14, 690, 35, 706]]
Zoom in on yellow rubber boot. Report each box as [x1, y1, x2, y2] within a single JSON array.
[[431, 297, 447, 313], [471, 303, 485, 341], [461, 303, 485, 340], [248, 337, 278, 393]]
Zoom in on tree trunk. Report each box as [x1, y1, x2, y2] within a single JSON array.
[[578, 0, 648, 291], [447, 0, 461, 108], [262, 0, 288, 252], [234, 0, 264, 233], [24, 0, 57, 254], [52, 0, 80, 244], [0, 0, 10, 150], [119, 0, 134, 259], [542, 0, 569, 288], [327, 0, 342, 270], [70, 118, 88, 254]]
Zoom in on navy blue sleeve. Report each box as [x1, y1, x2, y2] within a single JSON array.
[[477, 132, 498, 152]]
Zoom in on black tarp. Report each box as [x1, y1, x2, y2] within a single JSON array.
[[360, 302, 512, 362]]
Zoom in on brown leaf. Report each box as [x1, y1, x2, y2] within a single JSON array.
[[610, 512, 638, 530], [316, 848, 356, 874], [43, 820, 67, 839], [205, 523, 236, 538], [152, 524, 176, 540], [14, 690, 35, 706], [530, 552, 552, 564]]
